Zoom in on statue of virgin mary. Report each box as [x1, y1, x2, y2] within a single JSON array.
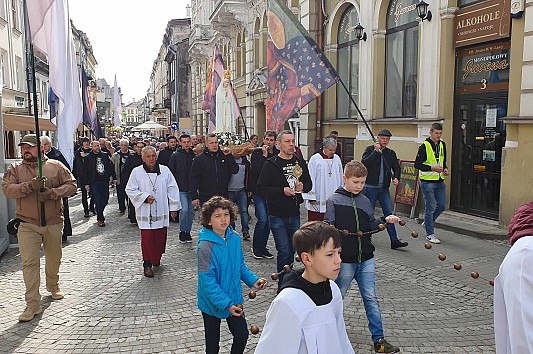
[[215, 69, 236, 133]]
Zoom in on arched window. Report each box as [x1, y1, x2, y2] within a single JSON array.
[[337, 6, 360, 119], [385, 0, 419, 117]]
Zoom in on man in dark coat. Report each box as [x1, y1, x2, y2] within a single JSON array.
[[73, 136, 94, 217], [157, 135, 178, 166], [190, 133, 239, 207], [122, 141, 146, 224], [85, 141, 117, 227], [40, 135, 72, 242], [169, 134, 195, 242]]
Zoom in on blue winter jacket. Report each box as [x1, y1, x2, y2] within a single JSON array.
[[197, 226, 258, 319]]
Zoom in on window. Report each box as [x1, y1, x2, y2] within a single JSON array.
[[0, 0, 6, 20], [15, 55, 23, 90], [0, 49, 9, 87], [11, 0, 19, 31], [42, 81, 48, 112], [385, 0, 419, 117], [336, 6, 360, 119]]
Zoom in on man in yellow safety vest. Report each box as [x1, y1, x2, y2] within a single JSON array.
[[414, 123, 449, 244]]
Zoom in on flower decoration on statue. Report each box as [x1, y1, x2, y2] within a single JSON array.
[[215, 131, 244, 146]]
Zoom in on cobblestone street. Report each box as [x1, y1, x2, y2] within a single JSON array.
[[0, 193, 508, 353]]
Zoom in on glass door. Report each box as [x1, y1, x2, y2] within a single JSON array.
[[451, 97, 507, 219]]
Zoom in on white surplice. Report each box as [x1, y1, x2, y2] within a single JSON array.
[[494, 236, 533, 354], [254, 281, 355, 354], [125, 165, 181, 230], [303, 153, 343, 213]]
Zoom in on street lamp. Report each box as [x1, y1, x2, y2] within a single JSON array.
[[354, 23, 367, 41], [416, 0, 433, 22]]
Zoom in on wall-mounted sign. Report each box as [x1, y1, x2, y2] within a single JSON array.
[[387, 0, 419, 28], [456, 42, 510, 93], [454, 0, 511, 47], [511, 0, 524, 17]]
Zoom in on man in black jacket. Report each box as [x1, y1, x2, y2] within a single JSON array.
[[361, 129, 407, 250], [40, 135, 72, 242], [73, 137, 95, 217], [169, 134, 195, 242], [190, 133, 239, 207], [257, 130, 312, 289], [157, 135, 178, 166], [122, 141, 146, 223], [249, 130, 278, 259], [85, 141, 117, 227]]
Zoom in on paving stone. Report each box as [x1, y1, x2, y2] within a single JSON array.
[[0, 193, 505, 353]]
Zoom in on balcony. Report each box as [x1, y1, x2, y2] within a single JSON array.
[[210, 0, 249, 33]]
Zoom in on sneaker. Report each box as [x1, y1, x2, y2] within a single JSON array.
[[243, 232, 251, 241], [18, 306, 43, 322], [391, 239, 408, 249], [421, 221, 425, 228], [426, 234, 441, 244], [50, 290, 64, 300], [186, 232, 193, 243], [262, 249, 274, 259], [252, 248, 264, 259], [179, 232, 187, 244], [374, 338, 400, 353]]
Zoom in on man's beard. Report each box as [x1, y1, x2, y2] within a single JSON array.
[[23, 153, 37, 162]]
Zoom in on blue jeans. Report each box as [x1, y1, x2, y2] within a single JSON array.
[[252, 194, 270, 253], [179, 191, 193, 233], [363, 187, 398, 241], [228, 189, 249, 234], [269, 215, 300, 290], [91, 181, 109, 222], [335, 258, 384, 343], [116, 183, 127, 212], [420, 181, 446, 236]]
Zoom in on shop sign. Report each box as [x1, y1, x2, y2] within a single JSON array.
[[387, 0, 419, 28], [456, 42, 510, 93], [454, 0, 511, 47]]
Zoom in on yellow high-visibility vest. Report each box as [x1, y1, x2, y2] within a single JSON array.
[[419, 140, 445, 181]]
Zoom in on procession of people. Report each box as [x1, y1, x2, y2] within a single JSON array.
[[2, 125, 520, 354]]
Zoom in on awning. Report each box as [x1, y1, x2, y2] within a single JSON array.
[[2, 114, 57, 131]]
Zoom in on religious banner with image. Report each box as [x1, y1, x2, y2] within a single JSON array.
[[266, 0, 339, 133], [394, 160, 420, 207]]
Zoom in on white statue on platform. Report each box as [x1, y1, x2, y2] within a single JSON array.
[[216, 69, 236, 134]]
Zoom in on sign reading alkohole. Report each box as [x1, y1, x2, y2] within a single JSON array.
[[454, 0, 511, 47]]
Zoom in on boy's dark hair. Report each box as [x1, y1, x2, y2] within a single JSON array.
[[167, 135, 177, 142], [199, 196, 238, 228], [293, 221, 342, 256], [250, 134, 258, 140], [344, 160, 368, 178], [179, 133, 191, 141], [431, 122, 443, 131]]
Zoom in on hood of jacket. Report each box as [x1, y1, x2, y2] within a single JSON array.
[[509, 201, 533, 245], [198, 226, 231, 245]]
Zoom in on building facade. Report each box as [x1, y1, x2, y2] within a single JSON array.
[[189, 0, 532, 226]]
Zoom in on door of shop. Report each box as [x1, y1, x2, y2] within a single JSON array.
[[451, 95, 507, 219]]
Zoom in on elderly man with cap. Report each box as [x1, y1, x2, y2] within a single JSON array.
[[2, 134, 77, 322], [73, 136, 95, 217], [494, 201, 533, 353], [361, 129, 408, 249]]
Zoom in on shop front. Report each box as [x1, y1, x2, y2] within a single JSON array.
[[450, 0, 511, 220]]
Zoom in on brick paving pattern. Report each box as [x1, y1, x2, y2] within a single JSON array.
[[0, 193, 508, 353]]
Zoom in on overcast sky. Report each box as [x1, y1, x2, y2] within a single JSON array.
[[69, 0, 189, 104]]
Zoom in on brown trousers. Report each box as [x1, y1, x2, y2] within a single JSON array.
[[18, 222, 63, 308]]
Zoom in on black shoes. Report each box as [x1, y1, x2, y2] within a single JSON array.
[[179, 231, 187, 244], [391, 240, 408, 249], [262, 250, 274, 259], [243, 232, 250, 241]]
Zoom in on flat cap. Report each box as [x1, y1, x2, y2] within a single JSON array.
[[18, 134, 38, 146], [377, 129, 392, 137]]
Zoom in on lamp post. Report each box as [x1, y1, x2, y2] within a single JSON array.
[[354, 23, 367, 41], [416, 0, 433, 21]]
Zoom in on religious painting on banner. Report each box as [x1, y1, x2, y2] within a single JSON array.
[[266, 0, 340, 133], [201, 46, 240, 134]]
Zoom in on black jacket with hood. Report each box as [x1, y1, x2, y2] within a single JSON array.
[[189, 147, 239, 203], [168, 147, 195, 192]]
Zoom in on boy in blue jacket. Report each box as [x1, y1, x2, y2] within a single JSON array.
[[197, 196, 267, 354]]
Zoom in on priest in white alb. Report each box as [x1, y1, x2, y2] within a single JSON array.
[[126, 146, 180, 278], [303, 138, 343, 221]]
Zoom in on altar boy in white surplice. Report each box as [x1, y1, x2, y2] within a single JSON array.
[[303, 138, 343, 221], [126, 146, 180, 278]]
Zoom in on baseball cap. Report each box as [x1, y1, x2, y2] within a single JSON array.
[[377, 129, 392, 137], [18, 134, 38, 146]]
